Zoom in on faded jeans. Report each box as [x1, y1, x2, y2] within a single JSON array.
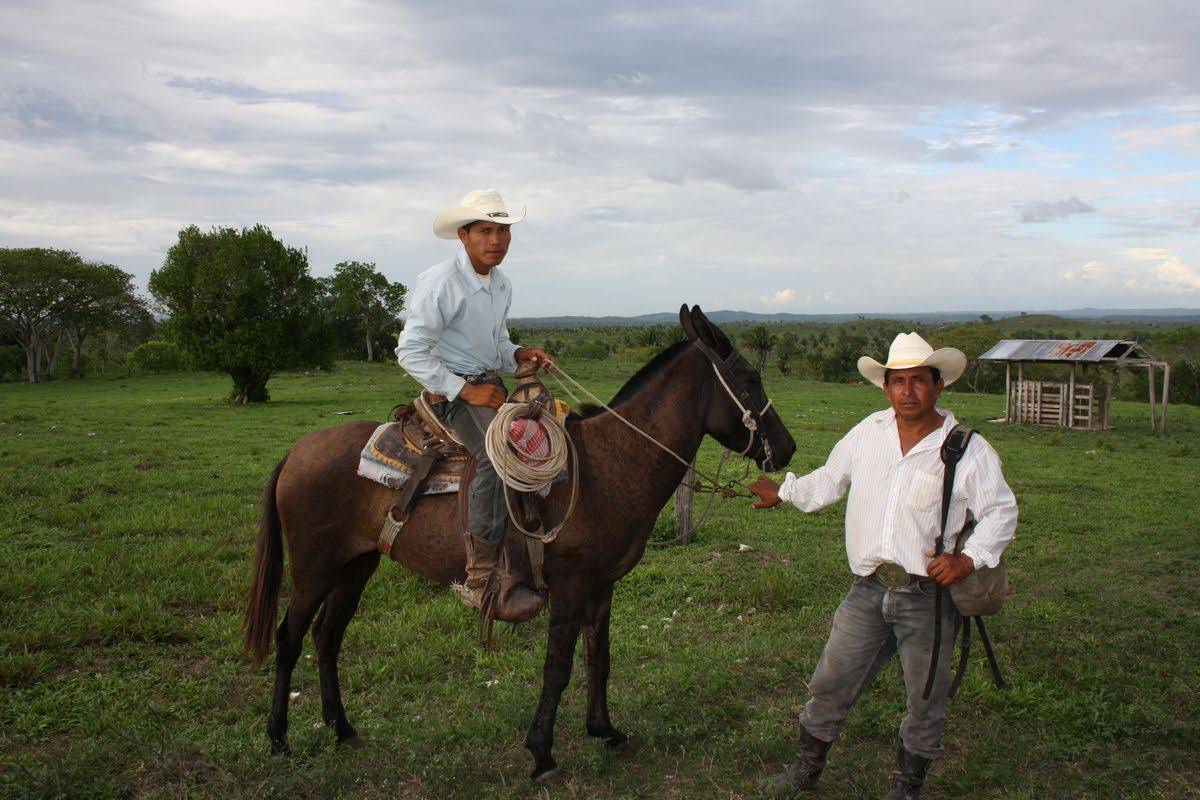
[[799, 574, 962, 760], [437, 378, 507, 544]]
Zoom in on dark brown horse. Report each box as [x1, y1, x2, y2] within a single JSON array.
[[244, 305, 796, 780]]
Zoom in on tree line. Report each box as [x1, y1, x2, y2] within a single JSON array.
[[5, 229, 1198, 406], [1, 225, 406, 402]]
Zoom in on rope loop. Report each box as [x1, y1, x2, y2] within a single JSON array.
[[484, 381, 579, 543]]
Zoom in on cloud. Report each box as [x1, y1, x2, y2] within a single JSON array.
[[1018, 196, 1096, 223], [648, 148, 786, 192], [2, 1, 1200, 314], [7, 87, 144, 141], [1152, 256, 1200, 290], [164, 75, 353, 111], [504, 107, 594, 164], [762, 288, 796, 305], [927, 143, 986, 163]]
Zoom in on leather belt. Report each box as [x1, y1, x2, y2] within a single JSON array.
[[870, 561, 922, 589], [454, 369, 501, 383]]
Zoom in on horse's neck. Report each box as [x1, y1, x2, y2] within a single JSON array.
[[576, 350, 709, 511]]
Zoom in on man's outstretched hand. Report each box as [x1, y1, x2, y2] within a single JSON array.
[[749, 475, 783, 509]]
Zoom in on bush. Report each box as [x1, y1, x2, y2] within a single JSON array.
[[572, 339, 611, 359], [128, 341, 185, 373], [0, 345, 24, 381]]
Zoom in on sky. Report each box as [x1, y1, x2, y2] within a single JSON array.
[[2, 0, 1199, 317]]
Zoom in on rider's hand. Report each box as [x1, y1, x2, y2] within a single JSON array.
[[515, 346, 556, 373], [923, 550, 976, 587], [749, 475, 783, 509], [458, 382, 506, 409]]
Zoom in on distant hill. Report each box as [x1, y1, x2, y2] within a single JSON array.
[[510, 308, 1200, 327]]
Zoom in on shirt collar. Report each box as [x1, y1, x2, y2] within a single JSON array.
[[454, 249, 506, 294], [879, 407, 958, 456]]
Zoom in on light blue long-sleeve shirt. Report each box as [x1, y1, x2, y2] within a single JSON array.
[[395, 249, 520, 400]]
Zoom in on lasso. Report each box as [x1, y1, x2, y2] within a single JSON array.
[[484, 372, 579, 543]]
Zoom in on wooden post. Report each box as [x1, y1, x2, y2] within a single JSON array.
[[1161, 363, 1170, 434], [1017, 363, 1024, 423], [673, 461, 695, 544], [1101, 372, 1112, 430], [1147, 364, 1157, 430], [1068, 363, 1076, 428], [1004, 363, 1012, 421]]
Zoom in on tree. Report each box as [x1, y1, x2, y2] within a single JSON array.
[[324, 261, 406, 361], [1153, 326, 1200, 405], [775, 332, 799, 376], [128, 341, 185, 373], [0, 248, 85, 382], [741, 325, 778, 373], [149, 225, 335, 404], [63, 262, 150, 379], [931, 323, 1003, 393]]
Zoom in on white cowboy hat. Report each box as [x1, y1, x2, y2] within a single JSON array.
[[433, 189, 526, 239], [857, 332, 967, 389]]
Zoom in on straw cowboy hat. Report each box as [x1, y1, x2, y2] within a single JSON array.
[[433, 189, 527, 239], [857, 332, 967, 389]]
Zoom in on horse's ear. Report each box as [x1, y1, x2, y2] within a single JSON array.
[[679, 303, 699, 342], [690, 305, 732, 356]]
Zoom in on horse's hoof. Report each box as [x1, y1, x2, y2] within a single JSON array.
[[607, 734, 637, 754], [270, 739, 291, 757], [340, 734, 366, 750], [532, 767, 564, 785]]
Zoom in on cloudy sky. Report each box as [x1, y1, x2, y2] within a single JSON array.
[[2, 0, 1199, 316]]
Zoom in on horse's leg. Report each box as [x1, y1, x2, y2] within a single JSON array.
[[266, 587, 326, 754], [311, 550, 379, 747], [582, 583, 628, 748], [523, 584, 586, 781]]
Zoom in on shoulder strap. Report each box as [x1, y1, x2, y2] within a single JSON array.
[[923, 423, 977, 701], [936, 424, 975, 553]]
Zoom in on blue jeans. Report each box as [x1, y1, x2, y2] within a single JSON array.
[[799, 575, 962, 760], [438, 380, 507, 544]]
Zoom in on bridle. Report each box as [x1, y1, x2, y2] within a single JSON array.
[[690, 340, 777, 471]]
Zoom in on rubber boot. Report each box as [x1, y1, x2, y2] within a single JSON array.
[[765, 731, 833, 798], [881, 741, 931, 800], [456, 535, 544, 623]]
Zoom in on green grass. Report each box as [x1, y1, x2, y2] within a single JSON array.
[[1, 361, 1198, 799]]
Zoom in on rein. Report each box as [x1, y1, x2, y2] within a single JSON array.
[[546, 348, 766, 502]]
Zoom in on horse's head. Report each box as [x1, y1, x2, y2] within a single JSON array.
[[679, 304, 797, 472]]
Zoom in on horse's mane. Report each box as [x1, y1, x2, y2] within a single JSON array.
[[570, 340, 692, 420]]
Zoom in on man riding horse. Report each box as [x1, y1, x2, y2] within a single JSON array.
[[395, 189, 555, 623]]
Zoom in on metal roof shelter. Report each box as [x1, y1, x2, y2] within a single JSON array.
[[979, 339, 1170, 432]]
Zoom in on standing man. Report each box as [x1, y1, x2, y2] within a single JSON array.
[[749, 333, 1017, 800], [396, 189, 554, 623]]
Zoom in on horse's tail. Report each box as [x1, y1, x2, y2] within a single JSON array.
[[244, 453, 289, 668]]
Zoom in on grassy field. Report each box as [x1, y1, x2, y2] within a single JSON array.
[[1, 358, 1198, 799]]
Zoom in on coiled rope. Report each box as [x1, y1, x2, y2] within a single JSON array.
[[484, 378, 579, 543]]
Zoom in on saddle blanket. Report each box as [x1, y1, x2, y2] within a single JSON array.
[[357, 419, 469, 495]]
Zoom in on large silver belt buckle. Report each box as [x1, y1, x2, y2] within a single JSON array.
[[874, 561, 911, 588]]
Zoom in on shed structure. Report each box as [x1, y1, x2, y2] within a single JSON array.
[[978, 339, 1170, 432]]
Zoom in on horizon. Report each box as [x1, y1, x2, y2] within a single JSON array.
[[3, 2, 1199, 316]]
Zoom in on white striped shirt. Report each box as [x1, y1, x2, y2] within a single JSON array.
[[778, 408, 1017, 577]]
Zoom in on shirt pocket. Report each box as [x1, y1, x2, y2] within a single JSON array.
[[906, 468, 943, 511]]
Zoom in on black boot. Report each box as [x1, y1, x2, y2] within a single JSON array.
[[881, 741, 931, 800], [765, 731, 833, 798]]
